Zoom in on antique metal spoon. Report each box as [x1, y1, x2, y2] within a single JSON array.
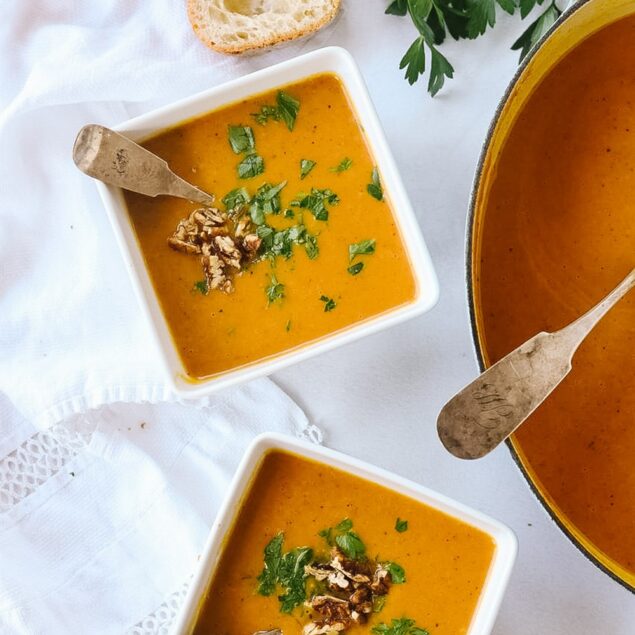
[[438, 268, 635, 459], [72, 124, 215, 205], [252, 631, 281, 635]]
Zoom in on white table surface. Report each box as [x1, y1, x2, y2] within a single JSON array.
[[266, 6, 635, 634]]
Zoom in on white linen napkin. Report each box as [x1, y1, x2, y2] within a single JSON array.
[[0, 381, 317, 635]]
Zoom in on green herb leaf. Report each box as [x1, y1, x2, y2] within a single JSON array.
[[349, 239, 376, 262], [292, 188, 339, 221], [276, 90, 300, 131], [320, 295, 337, 313], [257, 533, 284, 596], [227, 125, 255, 154], [373, 594, 387, 614], [367, 167, 384, 201], [238, 153, 264, 179], [386, 0, 559, 96], [400, 36, 427, 86], [252, 91, 300, 131], [277, 546, 314, 613], [266, 273, 285, 304], [304, 233, 319, 260], [193, 280, 208, 295], [347, 262, 365, 276], [385, 0, 408, 16], [252, 104, 280, 125], [335, 531, 365, 559], [256, 533, 313, 613], [258, 223, 309, 260], [511, 1, 561, 62], [395, 517, 408, 532], [336, 518, 353, 532], [222, 187, 250, 212], [249, 181, 287, 223], [372, 617, 430, 635], [284, 208, 295, 218], [300, 159, 316, 179], [285, 319, 291, 332], [330, 157, 353, 173], [428, 45, 454, 97], [384, 561, 406, 584]]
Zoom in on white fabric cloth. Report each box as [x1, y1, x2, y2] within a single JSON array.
[[0, 2, 334, 633], [0, 382, 316, 635]]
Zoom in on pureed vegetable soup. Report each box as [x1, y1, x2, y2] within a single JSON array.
[[193, 451, 496, 635], [475, 16, 635, 581], [124, 74, 416, 380]]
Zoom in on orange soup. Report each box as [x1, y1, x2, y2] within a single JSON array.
[[474, 16, 635, 580], [124, 74, 416, 380], [193, 451, 496, 635]]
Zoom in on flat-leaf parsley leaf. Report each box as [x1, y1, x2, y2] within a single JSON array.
[[367, 167, 384, 201], [320, 295, 337, 313]]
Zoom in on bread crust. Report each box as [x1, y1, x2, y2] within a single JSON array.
[[187, 0, 341, 54]]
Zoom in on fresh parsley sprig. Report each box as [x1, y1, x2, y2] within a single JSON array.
[[386, 0, 563, 96]]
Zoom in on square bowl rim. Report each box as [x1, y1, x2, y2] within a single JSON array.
[[172, 431, 517, 635], [95, 46, 440, 398]]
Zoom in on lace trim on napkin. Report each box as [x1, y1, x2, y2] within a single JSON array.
[[126, 582, 190, 635], [0, 416, 96, 513]]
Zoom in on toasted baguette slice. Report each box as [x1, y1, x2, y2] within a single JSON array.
[[187, 0, 341, 54]]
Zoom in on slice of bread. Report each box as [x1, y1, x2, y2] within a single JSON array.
[[187, 0, 341, 54]]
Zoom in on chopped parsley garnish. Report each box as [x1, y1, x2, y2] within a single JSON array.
[[257, 223, 316, 261], [266, 273, 285, 304], [349, 239, 376, 261], [372, 618, 429, 635], [257, 532, 283, 596], [367, 167, 384, 201], [318, 518, 365, 558], [304, 233, 319, 260], [395, 517, 408, 533], [249, 181, 287, 223], [330, 157, 352, 173], [256, 533, 313, 613], [347, 262, 364, 276], [221, 187, 250, 212], [384, 561, 406, 584], [192, 280, 208, 295], [291, 188, 339, 221], [237, 153, 264, 179], [252, 90, 300, 131], [227, 125, 255, 154], [320, 295, 337, 313], [284, 208, 295, 218], [300, 159, 316, 179], [373, 595, 387, 614], [285, 319, 291, 332]]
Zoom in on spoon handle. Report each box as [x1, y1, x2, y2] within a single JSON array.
[[73, 124, 215, 206], [437, 268, 635, 459]]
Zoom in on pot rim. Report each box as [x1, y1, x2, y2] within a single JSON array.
[[464, 0, 634, 594]]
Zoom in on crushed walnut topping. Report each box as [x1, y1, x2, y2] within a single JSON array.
[[302, 548, 393, 634], [167, 206, 261, 293]]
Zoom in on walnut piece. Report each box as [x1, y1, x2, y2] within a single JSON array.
[[302, 548, 394, 634], [167, 205, 260, 294]]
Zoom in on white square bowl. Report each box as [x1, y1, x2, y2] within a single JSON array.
[[172, 432, 517, 635], [95, 47, 439, 397]]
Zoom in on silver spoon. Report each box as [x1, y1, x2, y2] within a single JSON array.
[[437, 267, 635, 459], [72, 124, 215, 205]]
